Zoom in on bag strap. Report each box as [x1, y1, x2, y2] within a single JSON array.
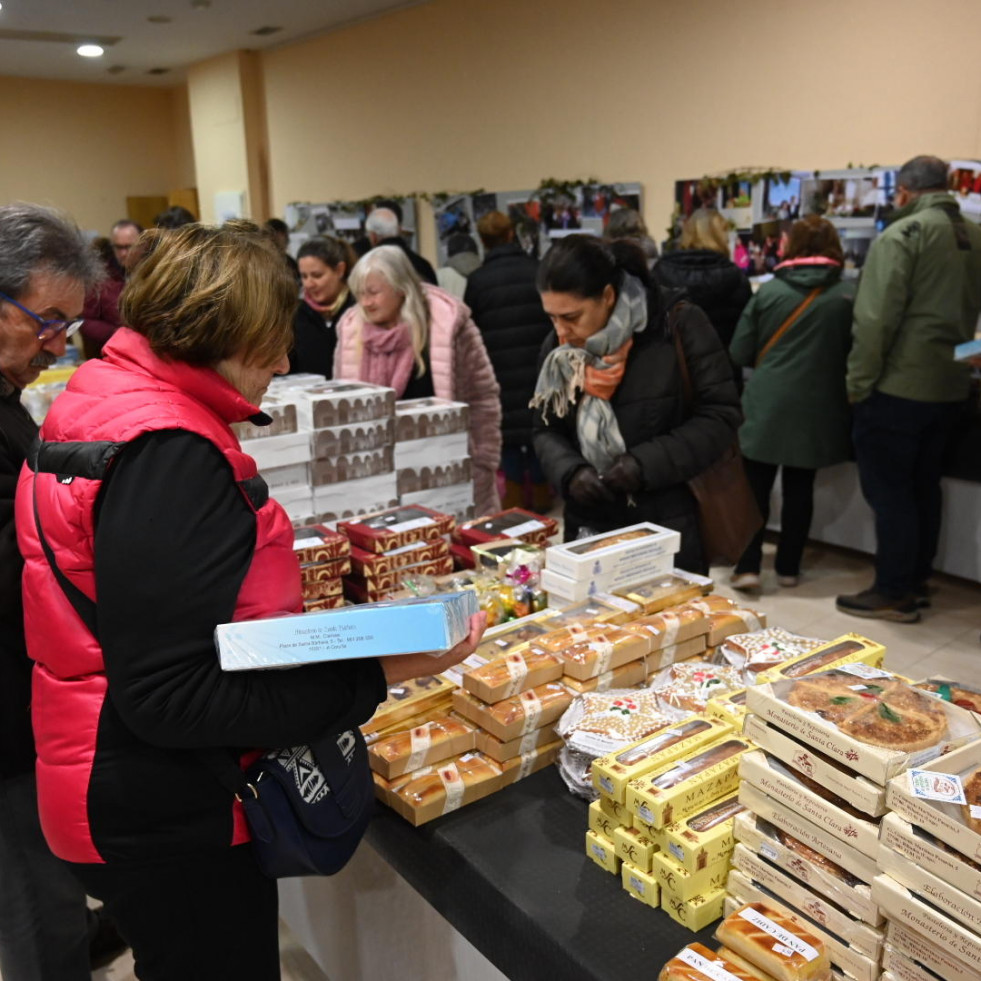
[[754, 287, 821, 368]]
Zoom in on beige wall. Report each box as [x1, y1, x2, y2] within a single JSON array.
[[169, 85, 197, 192], [0, 75, 191, 233], [262, 0, 981, 260]]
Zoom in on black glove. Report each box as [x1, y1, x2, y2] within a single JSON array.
[[567, 466, 616, 508], [601, 453, 643, 494]]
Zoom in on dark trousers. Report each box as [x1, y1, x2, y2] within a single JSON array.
[[852, 390, 961, 598], [735, 458, 816, 577], [70, 845, 280, 981]]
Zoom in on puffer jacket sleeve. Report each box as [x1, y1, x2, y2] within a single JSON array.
[[628, 303, 742, 491], [332, 305, 361, 380], [453, 315, 502, 515]]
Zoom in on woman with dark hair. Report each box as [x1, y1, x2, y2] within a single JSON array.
[[531, 235, 741, 573], [729, 215, 854, 591], [289, 235, 358, 375]]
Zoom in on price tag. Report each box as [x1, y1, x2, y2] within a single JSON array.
[[909, 769, 967, 804]]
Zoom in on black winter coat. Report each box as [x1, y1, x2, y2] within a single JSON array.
[[653, 250, 752, 350], [532, 289, 742, 574], [0, 384, 39, 776], [288, 291, 356, 377], [464, 244, 553, 447]]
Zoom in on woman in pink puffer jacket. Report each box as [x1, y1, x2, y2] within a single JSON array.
[[334, 245, 502, 516]]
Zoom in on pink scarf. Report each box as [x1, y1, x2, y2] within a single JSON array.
[[303, 286, 349, 318], [359, 320, 416, 397]]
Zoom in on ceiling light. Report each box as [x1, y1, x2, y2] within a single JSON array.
[[77, 44, 104, 58]]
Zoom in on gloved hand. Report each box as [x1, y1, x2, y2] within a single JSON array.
[[567, 466, 616, 508], [601, 453, 643, 494]]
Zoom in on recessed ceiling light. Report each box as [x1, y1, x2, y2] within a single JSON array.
[[77, 44, 104, 58]]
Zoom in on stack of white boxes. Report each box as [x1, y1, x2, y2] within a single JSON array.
[[394, 397, 474, 522]]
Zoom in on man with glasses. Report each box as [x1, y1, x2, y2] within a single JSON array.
[[0, 202, 124, 978]]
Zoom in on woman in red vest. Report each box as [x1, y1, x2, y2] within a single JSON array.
[[16, 223, 483, 979]]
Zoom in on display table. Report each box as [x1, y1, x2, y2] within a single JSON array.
[[279, 767, 716, 981]]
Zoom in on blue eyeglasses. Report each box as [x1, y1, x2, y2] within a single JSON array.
[[0, 291, 84, 342]]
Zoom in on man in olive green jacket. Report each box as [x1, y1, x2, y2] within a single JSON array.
[[838, 156, 981, 622]]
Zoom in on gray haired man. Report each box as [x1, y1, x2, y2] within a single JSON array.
[[0, 202, 125, 976]]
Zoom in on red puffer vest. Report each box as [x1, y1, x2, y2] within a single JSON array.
[[15, 328, 300, 863]]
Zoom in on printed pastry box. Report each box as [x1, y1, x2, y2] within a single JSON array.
[[394, 397, 469, 441], [725, 872, 879, 981], [400, 482, 475, 522], [622, 861, 660, 909], [886, 919, 978, 981], [646, 636, 710, 672], [563, 656, 649, 695], [367, 714, 477, 780], [451, 682, 573, 743], [651, 848, 729, 902], [462, 645, 564, 703], [538, 595, 640, 630], [914, 677, 981, 715], [341, 577, 399, 605], [876, 839, 981, 935], [299, 575, 343, 598], [295, 381, 395, 430], [247, 430, 312, 471], [472, 615, 552, 659], [310, 416, 394, 459], [233, 397, 299, 441], [742, 714, 888, 817], [625, 737, 753, 828], [738, 782, 879, 884], [337, 505, 456, 553], [556, 627, 650, 681], [312, 473, 399, 517], [597, 792, 630, 826], [397, 458, 472, 496], [744, 665, 981, 786], [660, 793, 745, 874], [661, 885, 727, 932], [715, 901, 831, 981], [623, 607, 709, 651], [310, 447, 393, 486], [473, 722, 559, 764], [613, 824, 659, 872], [498, 739, 563, 786], [350, 554, 454, 592], [216, 589, 476, 670], [349, 538, 450, 577], [734, 811, 881, 926], [299, 557, 351, 584], [881, 947, 949, 981], [456, 508, 559, 547], [316, 498, 401, 528], [264, 461, 310, 490], [756, 634, 886, 685], [386, 751, 502, 826], [879, 810, 981, 909], [589, 799, 619, 840], [730, 844, 884, 960], [541, 561, 672, 605], [706, 689, 749, 728], [585, 829, 620, 874], [614, 573, 707, 615], [680, 598, 766, 648], [592, 715, 733, 802], [738, 750, 881, 859], [302, 595, 344, 612], [361, 675, 457, 736], [872, 873, 981, 975], [394, 432, 469, 470], [544, 522, 680, 579], [657, 943, 762, 981]]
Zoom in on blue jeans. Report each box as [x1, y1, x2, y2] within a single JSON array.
[[0, 772, 91, 981], [852, 390, 962, 597]]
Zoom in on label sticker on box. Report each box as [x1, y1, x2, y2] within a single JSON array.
[[388, 516, 435, 533], [972, 805, 981, 819], [738, 906, 818, 961], [909, 769, 967, 804], [668, 841, 685, 862], [677, 949, 744, 981], [760, 842, 779, 862], [837, 662, 891, 680], [629, 875, 645, 896], [503, 519, 546, 538]]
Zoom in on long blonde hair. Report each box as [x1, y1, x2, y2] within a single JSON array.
[[348, 245, 429, 377], [680, 207, 730, 255]]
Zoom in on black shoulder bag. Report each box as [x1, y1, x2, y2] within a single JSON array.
[[28, 437, 373, 878]]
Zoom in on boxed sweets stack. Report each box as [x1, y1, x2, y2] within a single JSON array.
[[293, 524, 351, 611], [874, 734, 981, 981], [337, 504, 456, 603], [293, 380, 399, 525], [394, 397, 475, 522], [452, 507, 560, 568], [541, 523, 682, 605], [732, 646, 981, 981]]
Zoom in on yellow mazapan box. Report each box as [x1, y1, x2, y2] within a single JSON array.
[[705, 688, 749, 728], [597, 793, 631, 827], [660, 792, 745, 873], [756, 633, 885, 685], [625, 737, 752, 829], [588, 799, 619, 840], [621, 861, 660, 908], [661, 885, 726, 932], [591, 714, 732, 803], [585, 829, 620, 874], [651, 848, 730, 902], [612, 824, 658, 872]]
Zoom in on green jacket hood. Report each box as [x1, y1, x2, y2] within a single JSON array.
[[774, 260, 844, 290]]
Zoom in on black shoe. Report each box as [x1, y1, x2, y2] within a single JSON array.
[[913, 583, 933, 609], [89, 910, 129, 970], [835, 589, 921, 623]]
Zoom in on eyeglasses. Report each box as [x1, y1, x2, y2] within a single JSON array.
[[0, 291, 84, 341]]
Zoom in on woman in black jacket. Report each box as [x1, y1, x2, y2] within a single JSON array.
[[288, 236, 357, 376], [532, 236, 741, 573]]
